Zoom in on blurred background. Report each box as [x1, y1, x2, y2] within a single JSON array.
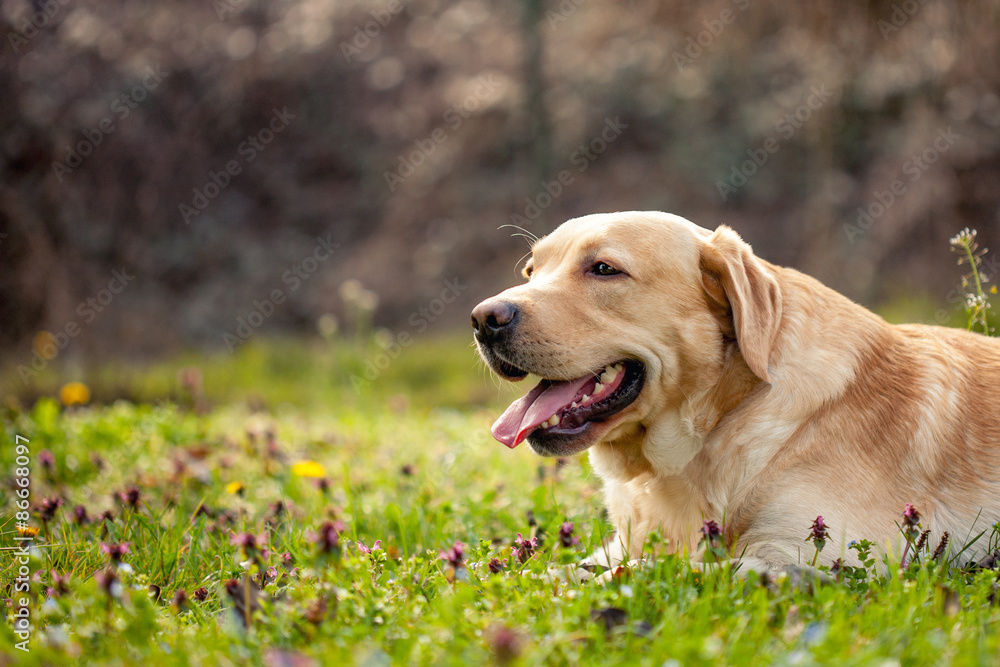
[[1, 0, 998, 401]]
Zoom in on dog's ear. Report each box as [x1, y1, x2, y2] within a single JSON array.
[[699, 226, 782, 382]]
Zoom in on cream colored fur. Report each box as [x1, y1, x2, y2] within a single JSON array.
[[475, 211, 1000, 572]]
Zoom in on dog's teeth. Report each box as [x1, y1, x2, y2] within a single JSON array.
[[581, 394, 590, 404], [546, 415, 559, 427], [593, 382, 604, 394], [570, 402, 578, 408], [600, 370, 615, 384]]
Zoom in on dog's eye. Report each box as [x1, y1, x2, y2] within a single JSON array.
[[523, 264, 533, 279], [590, 261, 621, 276]]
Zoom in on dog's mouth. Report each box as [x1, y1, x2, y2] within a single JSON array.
[[491, 359, 646, 450], [487, 354, 529, 381]]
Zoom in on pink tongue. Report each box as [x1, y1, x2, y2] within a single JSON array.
[[491, 375, 593, 448]]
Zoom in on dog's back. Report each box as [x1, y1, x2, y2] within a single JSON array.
[[706, 264, 1000, 568]]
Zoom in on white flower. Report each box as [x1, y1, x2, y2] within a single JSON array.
[[950, 227, 977, 248]]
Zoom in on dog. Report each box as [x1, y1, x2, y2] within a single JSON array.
[[471, 211, 1000, 574]]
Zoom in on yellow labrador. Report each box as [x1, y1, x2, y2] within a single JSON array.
[[471, 211, 1000, 573]]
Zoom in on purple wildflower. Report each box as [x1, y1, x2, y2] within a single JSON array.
[[230, 531, 267, 555], [100, 542, 130, 564], [357, 540, 383, 556], [117, 486, 142, 509], [900, 503, 923, 569], [699, 520, 726, 562], [901, 504, 922, 543], [488, 624, 523, 664], [439, 542, 465, 569], [48, 570, 70, 597], [268, 500, 287, 519], [224, 578, 241, 597], [73, 505, 90, 525], [311, 520, 345, 555], [95, 569, 121, 599], [806, 516, 829, 549], [701, 520, 722, 542], [512, 533, 538, 563], [38, 449, 55, 470], [37, 497, 64, 522], [805, 515, 830, 565], [559, 522, 580, 548]]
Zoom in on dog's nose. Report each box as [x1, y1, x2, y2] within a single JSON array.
[[471, 300, 518, 341]]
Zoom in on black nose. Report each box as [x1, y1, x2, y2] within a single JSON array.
[[471, 300, 518, 342]]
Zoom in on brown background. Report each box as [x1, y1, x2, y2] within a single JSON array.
[[1, 0, 998, 362]]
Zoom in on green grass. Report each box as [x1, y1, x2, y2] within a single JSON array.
[[3, 334, 1000, 666]]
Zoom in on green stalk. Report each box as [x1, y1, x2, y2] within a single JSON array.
[[963, 241, 984, 299]]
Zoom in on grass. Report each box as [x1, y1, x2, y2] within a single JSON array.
[[2, 309, 1000, 664]]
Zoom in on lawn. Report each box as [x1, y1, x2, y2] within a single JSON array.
[[3, 334, 1000, 666]]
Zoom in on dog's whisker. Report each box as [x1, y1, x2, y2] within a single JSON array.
[[514, 250, 533, 273], [498, 224, 539, 245]]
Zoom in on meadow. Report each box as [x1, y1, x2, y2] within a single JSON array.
[[2, 274, 1000, 666]]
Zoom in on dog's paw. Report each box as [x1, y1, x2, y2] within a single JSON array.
[[545, 559, 647, 585], [592, 558, 646, 585], [759, 563, 834, 593], [544, 563, 599, 583]]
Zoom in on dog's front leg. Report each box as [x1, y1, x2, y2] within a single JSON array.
[[581, 532, 632, 571], [549, 532, 640, 584]]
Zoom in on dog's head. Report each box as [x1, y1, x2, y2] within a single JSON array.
[[472, 211, 782, 459]]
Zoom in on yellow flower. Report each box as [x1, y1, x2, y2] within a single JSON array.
[[17, 524, 40, 537], [991, 285, 997, 294], [226, 481, 244, 495], [292, 460, 327, 478], [59, 382, 91, 406]]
